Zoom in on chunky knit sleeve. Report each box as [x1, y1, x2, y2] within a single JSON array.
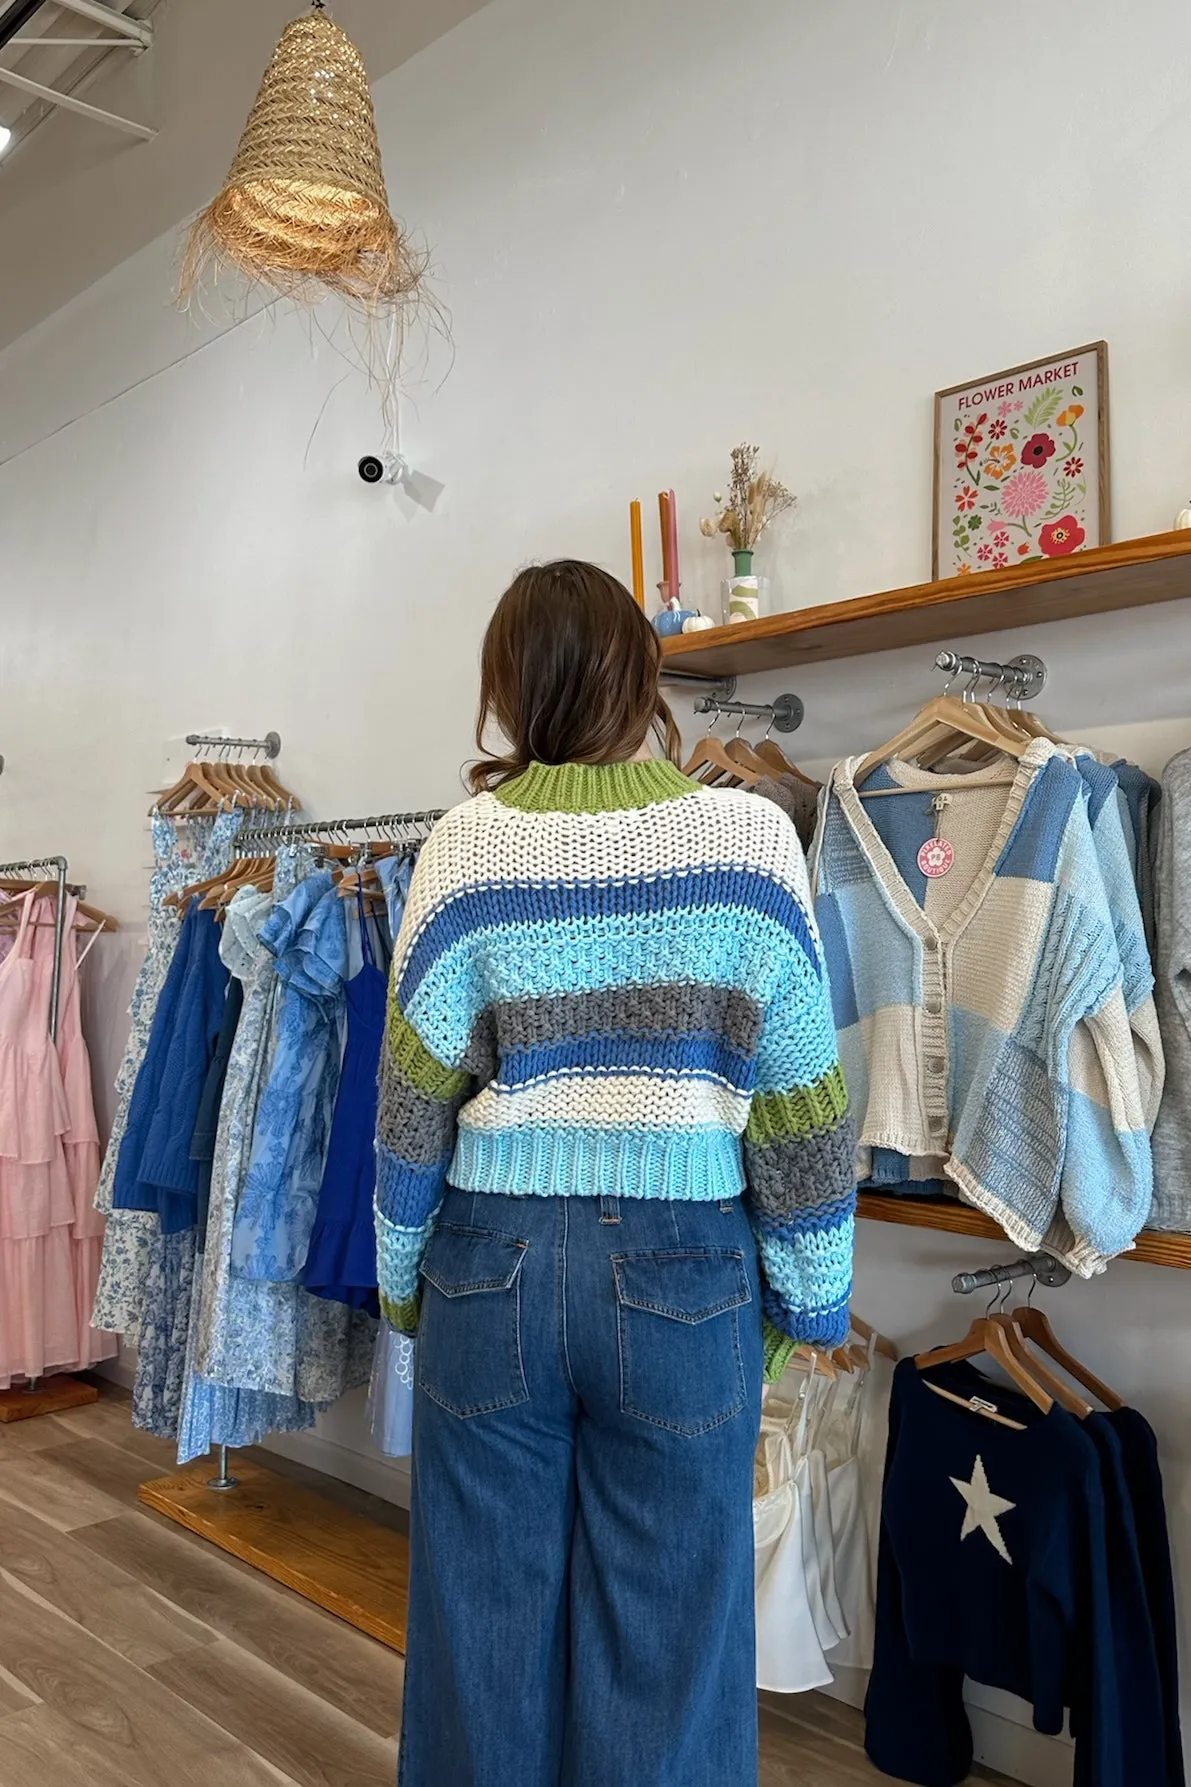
[[742, 822, 856, 1351], [374, 832, 474, 1334]]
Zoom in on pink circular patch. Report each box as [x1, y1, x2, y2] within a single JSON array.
[[918, 837, 954, 878]]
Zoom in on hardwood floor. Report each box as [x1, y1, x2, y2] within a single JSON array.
[[0, 1387, 1015, 1786]]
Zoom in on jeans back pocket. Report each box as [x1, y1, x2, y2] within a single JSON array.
[[613, 1248, 751, 1436], [418, 1225, 530, 1417]]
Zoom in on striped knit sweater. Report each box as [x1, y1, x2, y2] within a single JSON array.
[[374, 758, 856, 1352]]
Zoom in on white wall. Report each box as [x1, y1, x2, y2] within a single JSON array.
[[4, 0, 1191, 1778]]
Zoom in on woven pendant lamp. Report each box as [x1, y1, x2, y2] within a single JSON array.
[[180, 2, 425, 313]]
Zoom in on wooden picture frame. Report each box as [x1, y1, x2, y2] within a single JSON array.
[[932, 341, 1109, 580]]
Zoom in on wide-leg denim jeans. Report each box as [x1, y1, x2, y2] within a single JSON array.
[[398, 1188, 764, 1787]]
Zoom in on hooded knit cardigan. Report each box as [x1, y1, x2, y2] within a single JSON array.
[[374, 758, 856, 1350]]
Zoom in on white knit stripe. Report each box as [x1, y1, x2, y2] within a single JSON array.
[[462, 1074, 752, 1132], [950, 877, 1054, 1035], [394, 784, 817, 972]]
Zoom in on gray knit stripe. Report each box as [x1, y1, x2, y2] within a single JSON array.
[[461, 983, 764, 1074], [744, 1117, 858, 1220], [377, 1073, 466, 1167]]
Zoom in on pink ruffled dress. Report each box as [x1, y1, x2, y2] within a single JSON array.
[[0, 891, 116, 1386]]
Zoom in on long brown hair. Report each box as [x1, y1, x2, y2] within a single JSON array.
[[469, 561, 681, 792]]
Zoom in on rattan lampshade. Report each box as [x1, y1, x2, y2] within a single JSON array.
[[180, 6, 425, 312]]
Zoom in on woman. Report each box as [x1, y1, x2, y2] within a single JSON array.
[[375, 561, 855, 1786]]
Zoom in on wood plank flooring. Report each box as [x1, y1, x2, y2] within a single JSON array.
[[0, 1387, 1017, 1786]]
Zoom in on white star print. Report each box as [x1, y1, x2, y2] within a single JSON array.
[[950, 1455, 1015, 1563]]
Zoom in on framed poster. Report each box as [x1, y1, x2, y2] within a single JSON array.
[[932, 341, 1109, 579]]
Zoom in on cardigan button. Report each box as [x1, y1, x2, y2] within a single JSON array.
[[927, 1058, 946, 1076], [929, 1114, 947, 1133], [923, 936, 939, 953]]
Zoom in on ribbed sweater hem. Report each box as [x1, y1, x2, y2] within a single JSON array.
[[449, 1125, 746, 1200], [948, 1160, 1114, 1279]]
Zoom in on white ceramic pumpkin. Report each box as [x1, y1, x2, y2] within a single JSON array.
[[1175, 502, 1191, 530]]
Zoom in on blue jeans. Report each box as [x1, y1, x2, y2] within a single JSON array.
[[398, 1188, 764, 1787]]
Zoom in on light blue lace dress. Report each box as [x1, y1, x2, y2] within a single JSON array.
[[192, 856, 373, 1421], [230, 875, 346, 1283]]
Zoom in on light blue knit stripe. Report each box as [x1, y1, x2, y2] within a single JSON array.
[[450, 1123, 746, 1201], [404, 907, 815, 1066], [375, 1204, 440, 1308], [1059, 1089, 1153, 1257]]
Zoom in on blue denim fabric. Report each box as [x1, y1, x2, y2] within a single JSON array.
[[399, 1188, 763, 1787]]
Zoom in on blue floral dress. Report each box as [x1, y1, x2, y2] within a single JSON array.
[[191, 859, 373, 1426]]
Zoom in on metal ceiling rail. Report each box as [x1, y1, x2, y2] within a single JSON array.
[[0, 60, 155, 136], [11, 36, 142, 46], [48, 0, 151, 46]]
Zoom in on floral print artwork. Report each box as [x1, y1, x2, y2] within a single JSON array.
[[937, 346, 1104, 577]]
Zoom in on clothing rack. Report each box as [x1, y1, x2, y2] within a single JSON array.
[[237, 811, 446, 849], [934, 649, 1048, 702], [692, 691, 804, 734], [0, 855, 69, 1041], [185, 730, 282, 759], [951, 1250, 1071, 1295]]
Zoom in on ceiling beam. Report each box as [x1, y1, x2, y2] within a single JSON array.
[[0, 61, 154, 135], [44, 0, 151, 46], [11, 36, 142, 46]]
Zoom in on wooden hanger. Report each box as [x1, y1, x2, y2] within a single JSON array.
[[849, 1312, 898, 1362], [753, 738, 819, 786], [988, 1311, 1093, 1418], [915, 1316, 1053, 1414], [1011, 1304, 1124, 1411], [725, 737, 774, 779], [856, 694, 1031, 787], [682, 734, 759, 785], [0, 888, 119, 931]]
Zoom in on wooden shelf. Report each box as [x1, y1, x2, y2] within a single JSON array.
[[662, 529, 1191, 679], [858, 1193, 1191, 1269]]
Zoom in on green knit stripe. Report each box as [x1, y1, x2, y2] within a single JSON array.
[[762, 1320, 799, 1385], [746, 1063, 849, 1146], [387, 1001, 470, 1102], [494, 759, 697, 814], [380, 1291, 421, 1336]]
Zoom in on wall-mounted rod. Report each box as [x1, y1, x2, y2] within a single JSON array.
[[951, 1251, 1070, 1295], [934, 650, 1047, 702], [186, 731, 282, 759], [693, 692, 804, 734], [0, 856, 68, 1041], [238, 811, 446, 848]]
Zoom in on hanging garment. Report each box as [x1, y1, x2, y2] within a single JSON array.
[[0, 892, 115, 1385], [183, 862, 372, 1463], [230, 871, 345, 1283], [113, 903, 230, 1233], [94, 809, 242, 1338], [811, 743, 1151, 1275], [92, 811, 193, 1334], [865, 1359, 1125, 1787], [368, 1322, 414, 1459], [754, 1375, 833, 1693], [1151, 748, 1191, 1230], [190, 975, 245, 1249], [124, 814, 246, 1438], [815, 1347, 877, 1673], [802, 1441, 848, 1652], [304, 897, 390, 1314]]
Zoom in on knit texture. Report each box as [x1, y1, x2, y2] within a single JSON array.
[[811, 741, 1152, 1277], [375, 759, 855, 1346]]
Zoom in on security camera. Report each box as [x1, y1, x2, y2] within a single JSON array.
[[358, 453, 399, 485]]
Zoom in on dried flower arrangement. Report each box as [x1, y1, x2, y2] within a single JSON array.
[[700, 444, 796, 555]]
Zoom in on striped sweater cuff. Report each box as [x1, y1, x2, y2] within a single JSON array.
[[375, 1204, 439, 1334]]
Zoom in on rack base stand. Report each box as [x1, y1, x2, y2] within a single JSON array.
[[138, 1457, 409, 1652], [0, 1374, 100, 1423]]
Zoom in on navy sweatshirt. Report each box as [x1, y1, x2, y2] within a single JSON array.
[[1107, 1407, 1184, 1787], [866, 1359, 1121, 1787]]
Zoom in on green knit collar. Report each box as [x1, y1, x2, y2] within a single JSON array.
[[494, 759, 697, 814]]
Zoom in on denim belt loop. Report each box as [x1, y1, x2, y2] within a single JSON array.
[[599, 1195, 621, 1224]]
